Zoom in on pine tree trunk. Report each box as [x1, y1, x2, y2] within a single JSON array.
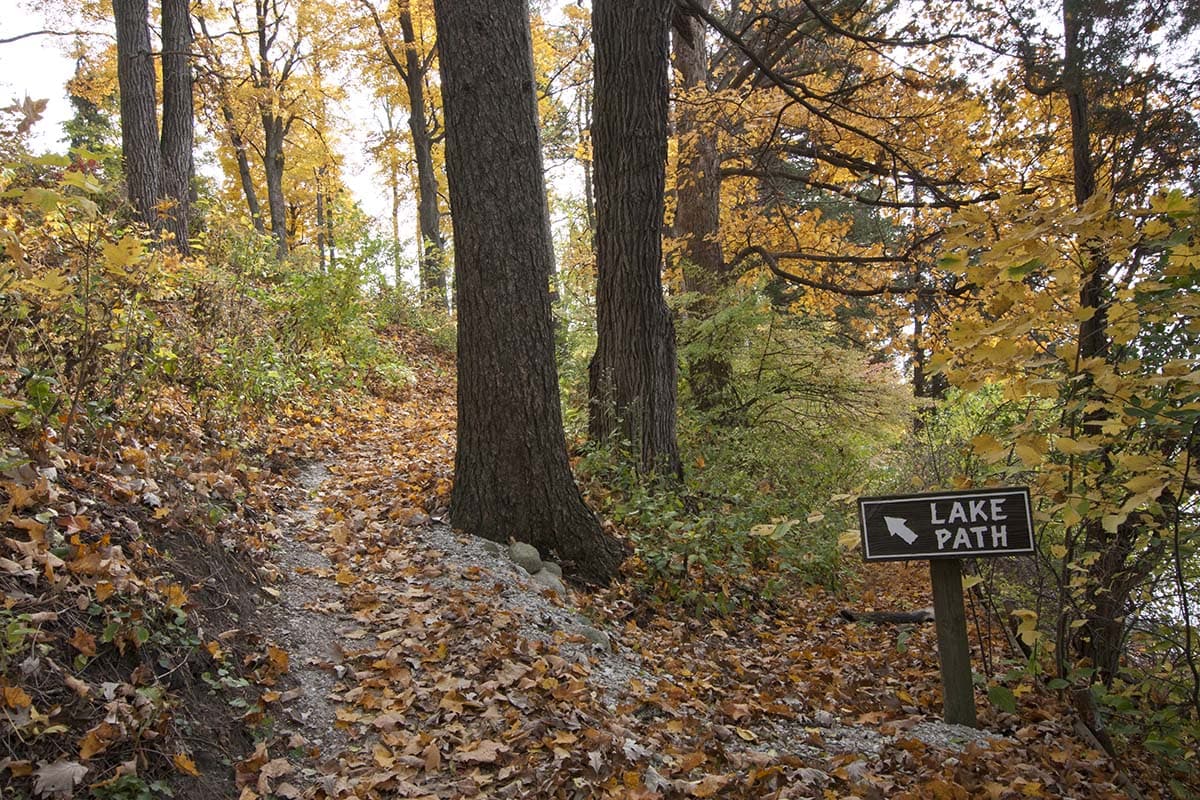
[[112, 0, 162, 229], [589, 0, 682, 479], [160, 0, 193, 253], [435, 0, 624, 585]]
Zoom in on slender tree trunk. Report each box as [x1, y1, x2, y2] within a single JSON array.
[[579, 95, 595, 233], [436, 0, 624, 584], [255, 0, 289, 258], [382, 102, 404, 280], [361, 0, 446, 305], [325, 186, 335, 269], [315, 176, 327, 272], [262, 112, 288, 258], [112, 0, 162, 229], [160, 0, 193, 253], [225, 106, 265, 233], [398, 3, 447, 309], [671, 0, 722, 288], [197, 14, 264, 233], [589, 0, 683, 479], [1062, 0, 1127, 686]]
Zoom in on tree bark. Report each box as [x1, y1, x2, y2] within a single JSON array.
[[361, 0, 447, 307], [196, 14, 265, 233], [112, 0, 162, 229], [435, 0, 624, 584], [315, 175, 327, 272], [262, 111, 288, 258], [1062, 0, 1128, 687], [160, 0, 193, 253], [398, 3, 447, 309], [225, 105, 266, 233], [254, 0, 289, 258], [671, 0, 723, 289], [589, 0, 683, 479]]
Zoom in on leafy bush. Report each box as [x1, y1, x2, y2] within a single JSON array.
[[576, 286, 912, 612], [0, 154, 417, 445]]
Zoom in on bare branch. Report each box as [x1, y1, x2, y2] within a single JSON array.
[[728, 245, 909, 296], [0, 29, 111, 46]]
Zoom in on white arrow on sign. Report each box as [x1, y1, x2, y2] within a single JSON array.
[[884, 516, 918, 545]]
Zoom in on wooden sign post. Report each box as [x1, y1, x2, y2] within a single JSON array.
[[857, 487, 1034, 728]]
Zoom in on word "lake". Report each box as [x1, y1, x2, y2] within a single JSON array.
[[931, 499, 1009, 551]]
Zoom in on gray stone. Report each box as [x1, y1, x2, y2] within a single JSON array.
[[482, 540, 504, 555], [576, 625, 611, 652], [530, 569, 566, 597], [541, 561, 562, 578], [508, 542, 543, 574]]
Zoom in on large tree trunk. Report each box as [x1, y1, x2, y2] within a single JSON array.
[[160, 0, 193, 253], [671, 0, 722, 289], [112, 0, 162, 229], [435, 0, 624, 584], [589, 0, 682, 479]]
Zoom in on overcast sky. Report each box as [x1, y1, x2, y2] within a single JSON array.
[[0, 4, 82, 152], [0, 1, 586, 270]]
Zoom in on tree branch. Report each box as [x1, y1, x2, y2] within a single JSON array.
[[0, 29, 110, 46], [728, 244, 910, 296], [678, 0, 961, 205]]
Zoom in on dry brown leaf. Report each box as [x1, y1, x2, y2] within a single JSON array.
[[173, 753, 200, 777], [4, 685, 32, 709], [69, 627, 96, 657], [423, 741, 441, 773], [456, 739, 507, 764], [32, 760, 88, 799]]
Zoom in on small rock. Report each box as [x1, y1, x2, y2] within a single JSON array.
[[508, 542, 543, 574], [530, 569, 566, 596], [482, 540, 504, 555], [541, 561, 562, 578], [576, 625, 611, 652]]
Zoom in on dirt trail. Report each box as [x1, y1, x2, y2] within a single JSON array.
[[266, 463, 356, 778], [246, 394, 1046, 800], [242, 336, 1140, 798]]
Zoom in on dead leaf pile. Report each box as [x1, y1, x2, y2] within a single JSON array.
[[1, 386, 292, 799]]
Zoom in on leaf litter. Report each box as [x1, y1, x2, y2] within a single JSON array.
[[2, 326, 1180, 798], [244, 332, 1160, 799]]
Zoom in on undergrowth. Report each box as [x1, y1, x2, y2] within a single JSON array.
[[0, 151, 422, 798], [574, 288, 912, 615]]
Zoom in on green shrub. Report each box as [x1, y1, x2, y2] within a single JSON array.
[[575, 286, 912, 613]]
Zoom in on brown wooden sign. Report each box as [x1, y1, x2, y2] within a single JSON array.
[[858, 487, 1034, 562]]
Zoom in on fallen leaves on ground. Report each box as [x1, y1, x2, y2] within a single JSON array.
[[2, 326, 1186, 798]]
